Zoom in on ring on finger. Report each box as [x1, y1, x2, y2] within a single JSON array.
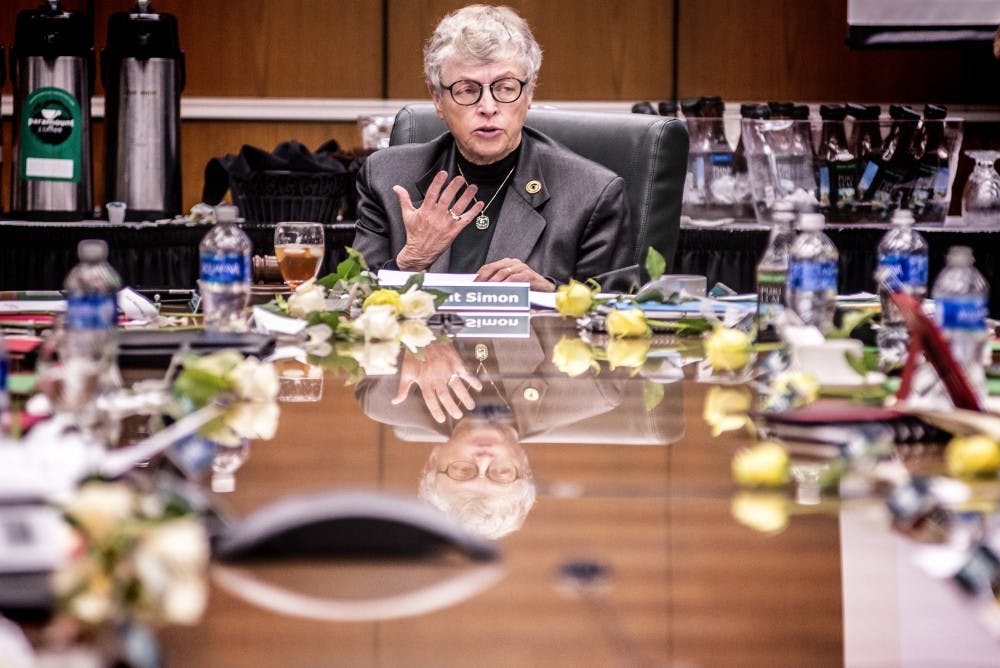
[[448, 209, 462, 222]]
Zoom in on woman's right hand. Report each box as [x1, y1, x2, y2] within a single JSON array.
[[392, 171, 485, 271]]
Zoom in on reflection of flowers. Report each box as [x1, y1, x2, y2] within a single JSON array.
[[552, 337, 597, 377], [703, 385, 753, 437], [946, 434, 1000, 478], [731, 491, 789, 534], [399, 318, 435, 352], [172, 350, 280, 446], [606, 337, 652, 369], [606, 308, 651, 338], [554, 279, 595, 318], [704, 325, 751, 372], [54, 481, 210, 627], [352, 304, 400, 341], [732, 441, 790, 488], [348, 340, 402, 376], [761, 370, 820, 412]]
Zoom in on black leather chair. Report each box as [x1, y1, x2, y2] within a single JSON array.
[[389, 103, 689, 271]]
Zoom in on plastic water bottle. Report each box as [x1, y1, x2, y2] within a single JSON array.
[[0, 335, 9, 429], [875, 209, 928, 371], [755, 202, 796, 342], [932, 246, 989, 398], [787, 212, 838, 333], [62, 239, 123, 409], [199, 204, 252, 333]]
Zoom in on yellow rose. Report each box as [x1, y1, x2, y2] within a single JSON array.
[[552, 337, 597, 377], [732, 441, 790, 488], [605, 308, 650, 338], [362, 288, 402, 315], [704, 326, 751, 372], [946, 434, 1000, 478], [702, 385, 753, 436], [731, 491, 789, 534], [606, 336, 651, 369], [554, 280, 594, 317]]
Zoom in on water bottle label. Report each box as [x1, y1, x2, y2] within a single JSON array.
[[936, 297, 987, 331], [67, 294, 118, 330], [774, 155, 816, 194], [833, 160, 857, 203], [933, 166, 950, 197], [0, 357, 7, 392], [857, 161, 879, 196], [19, 87, 83, 182], [878, 253, 928, 289], [818, 166, 831, 206], [788, 260, 837, 291], [200, 252, 250, 284]]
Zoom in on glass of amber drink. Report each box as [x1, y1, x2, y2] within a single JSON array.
[[274, 222, 325, 289]]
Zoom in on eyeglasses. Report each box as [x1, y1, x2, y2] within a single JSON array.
[[438, 459, 520, 484], [441, 77, 528, 106]]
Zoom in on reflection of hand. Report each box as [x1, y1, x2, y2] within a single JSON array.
[[392, 342, 484, 423], [393, 171, 485, 271], [476, 257, 554, 292]]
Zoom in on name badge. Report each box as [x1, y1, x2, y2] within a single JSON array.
[[437, 283, 530, 311]]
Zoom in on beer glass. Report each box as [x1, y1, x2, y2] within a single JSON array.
[[274, 222, 325, 289]]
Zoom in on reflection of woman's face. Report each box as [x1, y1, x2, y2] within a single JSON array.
[[432, 417, 527, 495]]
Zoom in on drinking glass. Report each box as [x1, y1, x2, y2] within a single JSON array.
[[274, 222, 325, 289], [961, 150, 1000, 227]]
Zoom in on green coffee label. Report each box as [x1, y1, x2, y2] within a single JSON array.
[[19, 87, 82, 182]]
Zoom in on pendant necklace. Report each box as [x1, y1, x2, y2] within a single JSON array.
[[457, 164, 516, 230]]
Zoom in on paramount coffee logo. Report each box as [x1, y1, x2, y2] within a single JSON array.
[[27, 100, 75, 145]]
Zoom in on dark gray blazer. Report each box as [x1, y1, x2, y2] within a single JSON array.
[[351, 127, 637, 289]]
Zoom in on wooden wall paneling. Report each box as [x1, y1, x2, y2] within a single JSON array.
[[386, 0, 674, 101], [676, 0, 970, 104]]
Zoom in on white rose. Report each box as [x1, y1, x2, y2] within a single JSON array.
[[349, 340, 401, 376], [230, 357, 279, 402], [399, 319, 435, 352], [137, 517, 210, 574], [225, 401, 280, 440], [352, 304, 400, 341], [161, 576, 209, 625], [287, 279, 327, 318], [63, 482, 136, 544], [399, 288, 437, 319]]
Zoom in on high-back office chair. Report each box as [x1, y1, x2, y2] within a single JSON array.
[[389, 104, 689, 270]]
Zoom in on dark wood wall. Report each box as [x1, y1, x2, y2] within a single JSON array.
[[1, 0, 996, 213]]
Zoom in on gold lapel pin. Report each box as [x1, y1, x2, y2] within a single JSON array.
[[525, 180, 542, 194]]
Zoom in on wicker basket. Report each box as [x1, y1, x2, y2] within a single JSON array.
[[229, 170, 348, 224]]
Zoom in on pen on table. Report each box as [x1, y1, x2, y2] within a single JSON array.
[[0, 290, 65, 300]]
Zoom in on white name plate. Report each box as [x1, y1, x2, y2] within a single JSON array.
[[454, 311, 531, 338], [437, 283, 530, 311]]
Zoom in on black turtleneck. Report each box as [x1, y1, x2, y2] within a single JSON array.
[[448, 145, 521, 274]]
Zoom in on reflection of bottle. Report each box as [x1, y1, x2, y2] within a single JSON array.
[[772, 105, 817, 204], [787, 213, 838, 333], [816, 104, 857, 223], [199, 204, 252, 333], [700, 95, 736, 207], [910, 104, 950, 222], [875, 209, 928, 371], [857, 105, 920, 217], [755, 202, 796, 342], [932, 246, 989, 399]]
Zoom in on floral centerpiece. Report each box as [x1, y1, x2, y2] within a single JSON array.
[[53, 480, 210, 629], [266, 247, 445, 379]]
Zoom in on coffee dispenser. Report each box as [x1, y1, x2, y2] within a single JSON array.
[[10, 0, 94, 221], [102, 0, 184, 221]]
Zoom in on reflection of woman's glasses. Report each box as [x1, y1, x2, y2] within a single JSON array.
[[438, 460, 520, 484]]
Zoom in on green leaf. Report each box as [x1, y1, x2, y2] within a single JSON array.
[[425, 288, 451, 307], [843, 350, 867, 377], [173, 367, 233, 408], [400, 271, 425, 294], [645, 247, 666, 281], [827, 309, 877, 339], [634, 289, 665, 304], [306, 311, 341, 331]]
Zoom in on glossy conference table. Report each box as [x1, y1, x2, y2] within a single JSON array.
[[132, 315, 996, 668]]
